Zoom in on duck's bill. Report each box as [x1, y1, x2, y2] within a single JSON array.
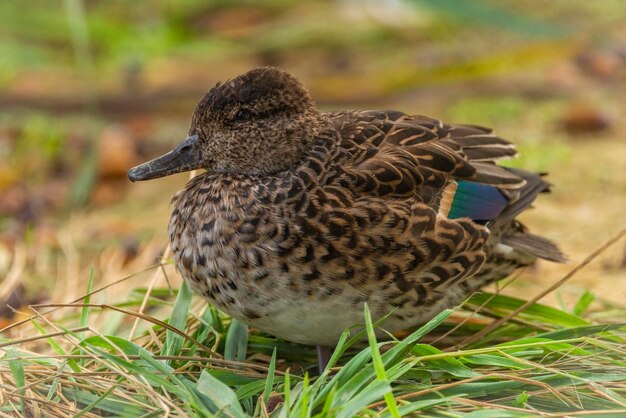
[[128, 135, 202, 182]]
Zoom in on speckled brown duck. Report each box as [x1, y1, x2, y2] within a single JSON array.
[[128, 67, 565, 368]]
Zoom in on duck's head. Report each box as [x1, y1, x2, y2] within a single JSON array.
[[128, 67, 323, 181]]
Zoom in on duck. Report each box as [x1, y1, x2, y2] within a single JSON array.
[[128, 66, 565, 370]]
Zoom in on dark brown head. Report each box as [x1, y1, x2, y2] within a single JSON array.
[[128, 67, 323, 181]]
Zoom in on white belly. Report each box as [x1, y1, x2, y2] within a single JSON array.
[[227, 280, 469, 346]]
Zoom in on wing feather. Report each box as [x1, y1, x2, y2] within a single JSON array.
[[329, 111, 526, 201]]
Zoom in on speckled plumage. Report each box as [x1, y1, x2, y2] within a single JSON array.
[[130, 67, 565, 346]]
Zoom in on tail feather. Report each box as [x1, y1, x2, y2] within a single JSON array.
[[462, 146, 518, 162], [449, 124, 517, 161], [502, 232, 567, 263], [471, 162, 526, 188], [495, 168, 551, 224]]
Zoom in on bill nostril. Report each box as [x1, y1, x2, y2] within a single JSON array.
[[180, 145, 192, 153]]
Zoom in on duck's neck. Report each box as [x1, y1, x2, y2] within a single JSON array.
[[171, 172, 266, 222]]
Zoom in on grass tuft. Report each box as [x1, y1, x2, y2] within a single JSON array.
[[1, 234, 626, 416]]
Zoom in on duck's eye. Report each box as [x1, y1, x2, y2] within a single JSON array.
[[234, 109, 253, 122]]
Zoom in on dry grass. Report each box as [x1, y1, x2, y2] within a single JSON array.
[[1, 229, 625, 416]]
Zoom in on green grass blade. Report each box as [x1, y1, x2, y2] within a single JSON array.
[[263, 347, 277, 405], [363, 304, 400, 418], [63, 388, 149, 416], [208, 370, 256, 387], [236, 380, 267, 402], [197, 370, 248, 418], [336, 379, 391, 418], [80, 335, 144, 355], [382, 308, 455, 367], [412, 344, 480, 378], [286, 373, 311, 418], [318, 382, 338, 417], [73, 379, 122, 418], [280, 370, 291, 418], [46, 376, 62, 401], [7, 348, 26, 412], [225, 318, 249, 361], [79, 267, 94, 342], [325, 308, 454, 410], [326, 349, 374, 404], [320, 329, 349, 375], [537, 323, 626, 342], [573, 290, 595, 316], [468, 293, 589, 327], [31, 319, 81, 372], [300, 373, 311, 418], [385, 399, 453, 417], [137, 349, 211, 413], [161, 280, 193, 360]]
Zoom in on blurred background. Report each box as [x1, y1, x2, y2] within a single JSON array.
[[1, 0, 625, 328]]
